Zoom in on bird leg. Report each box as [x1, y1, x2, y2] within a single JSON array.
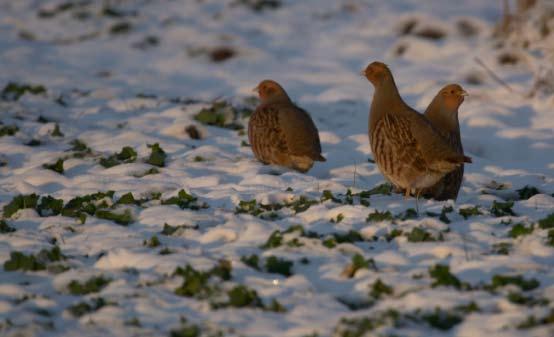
[[415, 189, 422, 215], [404, 188, 411, 200]]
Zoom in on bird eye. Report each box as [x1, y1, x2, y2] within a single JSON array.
[[450, 90, 454, 94]]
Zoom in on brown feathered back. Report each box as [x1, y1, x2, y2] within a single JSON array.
[[421, 84, 467, 200], [248, 80, 325, 173], [364, 62, 471, 194]]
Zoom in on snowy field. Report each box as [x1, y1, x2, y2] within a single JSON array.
[[1, 0, 554, 336]]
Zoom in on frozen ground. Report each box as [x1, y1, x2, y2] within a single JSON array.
[[0, 0, 553, 336]]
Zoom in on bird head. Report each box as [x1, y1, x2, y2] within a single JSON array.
[[253, 79, 289, 103], [439, 84, 468, 109], [362, 61, 391, 86]]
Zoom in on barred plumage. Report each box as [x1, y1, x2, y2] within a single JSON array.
[[248, 80, 325, 173], [364, 62, 471, 198]]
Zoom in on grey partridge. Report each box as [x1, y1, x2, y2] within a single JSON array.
[[364, 62, 471, 202], [420, 84, 468, 201], [248, 80, 326, 173]]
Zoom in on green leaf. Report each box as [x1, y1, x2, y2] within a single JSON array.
[[0, 220, 16, 233], [42, 159, 64, 174], [490, 274, 539, 291], [490, 200, 516, 217], [538, 213, 554, 229], [508, 223, 533, 238], [68, 276, 111, 295], [517, 185, 540, 200], [429, 264, 461, 289], [1, 82, 46, 101], [37, 196, 64, 216], [366, 210, 393, 222], [95, 209, 133, 225], [146, 143, 167, 167], [3, 194, 39, 218], [265, 256, 293, 277]]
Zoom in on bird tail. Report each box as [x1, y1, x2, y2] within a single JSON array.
[[463, 155, 472, 163], [315, 154, 326, 162]]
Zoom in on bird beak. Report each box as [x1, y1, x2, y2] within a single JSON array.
[[252, 85, 260, 93], [359, 70, 366, 77], [460, 90, 469, 97]]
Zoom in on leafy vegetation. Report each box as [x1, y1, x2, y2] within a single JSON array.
[[162, 189, 206, 210], [366, 210, 393, 222], [490, 200, 516, 217], [3, 194, 39, 218], [1, 82, 46, 101], [67, 298, 109, 317], [146, 143, 167, 167], [369, 279, 393, 300], [43, 158, 65, 174], [508, 223, 533, 238], [538, 213, 554, 229], [0, 220, 16, 233], [264, 256, 293, 277], [406, 227, 443, 242], [489, 274, 539, 291], [4, 246, 64, 272], [429, 264, 462, 289], [517, 185, 540, 200], [68, 276, 111, 295], [100, 146, 137, 168], [0, 124, 19, 137], [342, 254, 377, 278], [459, 206, 482, 219]]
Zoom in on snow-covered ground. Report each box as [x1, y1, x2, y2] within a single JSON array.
[[1, 0, 553, 336]]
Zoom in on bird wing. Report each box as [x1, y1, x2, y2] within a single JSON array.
[[403, 108, 470, 168], [248, 105, 289, 163], [278, 104, 325, 161]]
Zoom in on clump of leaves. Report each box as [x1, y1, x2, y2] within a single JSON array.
[[99, 146, 137, 168], [421, 308, 463, 330], [342, 254, 377, 278], [365, 183, 393, 196], [369, 279, 393, 300], [61, 191, 115, 223], [287, 196, 319, 213], [110, 21, 133, 35], [67, 298, 108, 318], [508, 223, 533, 238], [43, 159, 64, 174], [3, 194, 39, 218], [334, 309, 400, 336], [330, 213, 345, 223], [492, 242, 512, 255], [160, 223, 198, 236], [144, 235, 161, 248], [51, 124, 64, 137], [68, 276, 111, 295], [95, 209, 133, 226], [265, 256, 293, 277], [366, 210, 393, 222], [490, 274, 539, 291], [320, 190, 341, 203], [517, 185, 540, 200], [429, 264, 462, 289], [162, 189, 206, 210], [491, 200, 515, 217], [37, 195, 64, 216], [538, 213, 554, 229], [194, 101, 244, 130], [169, 319, 200, 337], [116, 192, 137, 205], [146, 143, 167, 167], [174, 262, 231, 299], [4, 246, 64, 272], [396, 208, 418, 220], [0, 220, 16, 233], [459, 206, 482, 219], [233, 0, 282, 12], [241, 254, 260, 270], [70, 139, 92, 158], [407, 227, 442, 242], [507, 292, 549, 306], [1, 82, 46, 101], [547, 230, 554, 246], [0, 124, 19, 137]]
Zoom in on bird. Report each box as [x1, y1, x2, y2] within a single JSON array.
[[248, 79, 326, 173], [363, 62, 472, 209], [420, 84, 468, 201]]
